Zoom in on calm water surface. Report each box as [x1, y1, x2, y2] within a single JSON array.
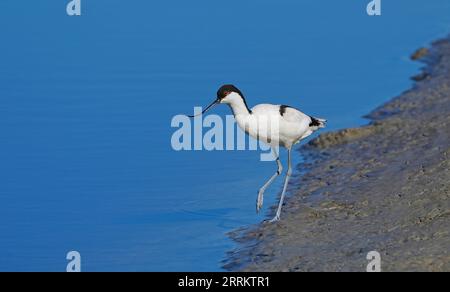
[[0, 1, 449, 271]]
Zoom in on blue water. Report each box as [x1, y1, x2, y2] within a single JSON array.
[[0, 1, 449, 271]]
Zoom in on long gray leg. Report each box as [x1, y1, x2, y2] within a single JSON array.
[[270, 147, 292, 222], [257, 147, 282, 213]]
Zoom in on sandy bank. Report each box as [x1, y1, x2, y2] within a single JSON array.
[[225, 37, 450, 272]]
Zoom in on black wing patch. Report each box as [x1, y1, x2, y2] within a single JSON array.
[[279, 105, 290, 116], [309, 116, 322, 127]]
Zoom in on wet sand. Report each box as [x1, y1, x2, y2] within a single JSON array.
[[224, 37, 450, 272]]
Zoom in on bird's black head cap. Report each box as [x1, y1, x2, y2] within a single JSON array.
[[216, 84, 252, 114], [217, 84, 244, 100]]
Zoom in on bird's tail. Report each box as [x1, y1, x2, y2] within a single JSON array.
[[309, 116, 327, 129]]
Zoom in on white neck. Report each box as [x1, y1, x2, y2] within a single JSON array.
[[225, 93, 252, 117]]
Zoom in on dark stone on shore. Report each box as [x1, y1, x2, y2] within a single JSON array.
[[411, 47, 429, 60], [411, 72, 430, 82]]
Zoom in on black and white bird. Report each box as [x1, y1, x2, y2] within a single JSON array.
[[189, 85, 326, 222]]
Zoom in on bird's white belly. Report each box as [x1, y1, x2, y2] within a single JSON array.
[[235, 114, 305, 147]]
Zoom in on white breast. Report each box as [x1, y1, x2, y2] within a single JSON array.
[[234, 104, 312, 147]]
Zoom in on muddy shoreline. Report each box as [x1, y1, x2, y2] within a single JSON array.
[[224, 37, 450, 272]]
